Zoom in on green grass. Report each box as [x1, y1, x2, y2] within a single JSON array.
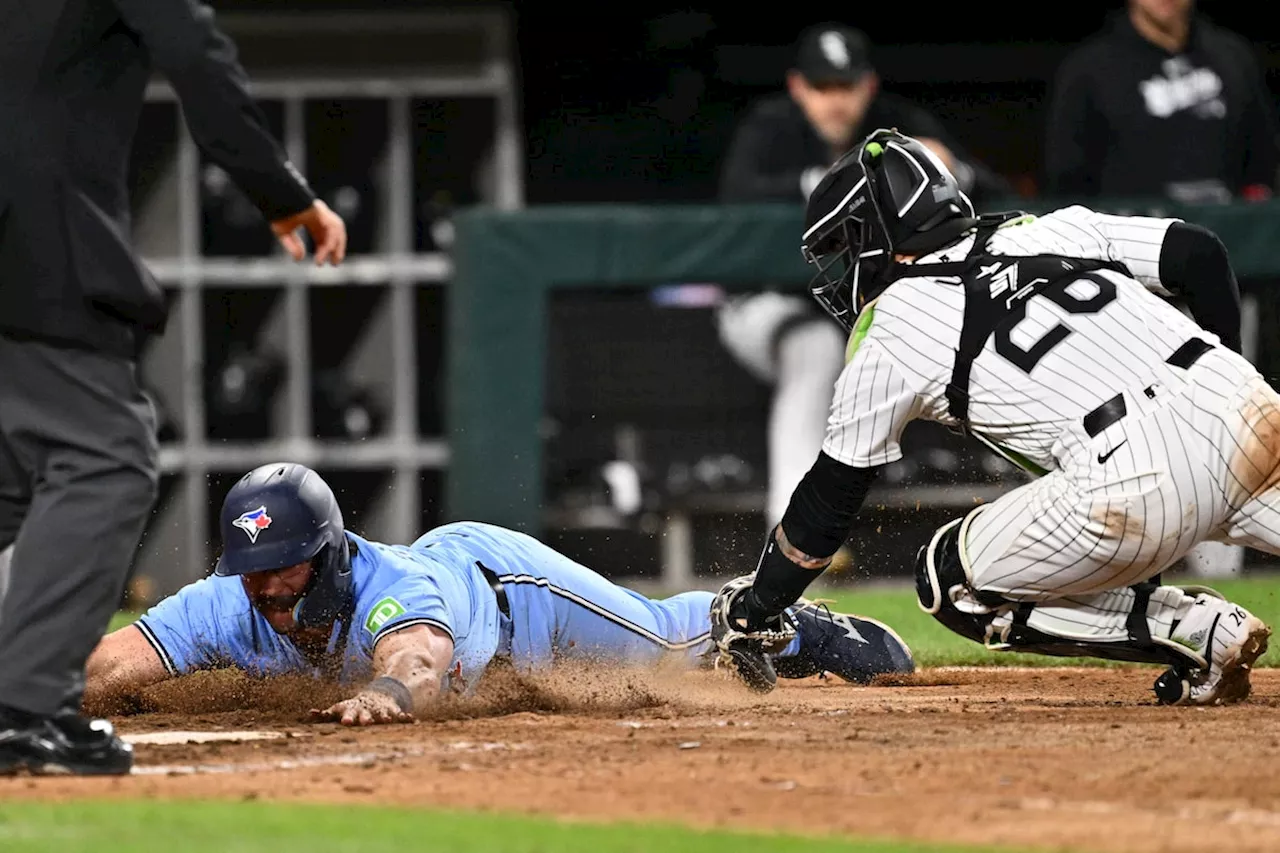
[[0, 802, 1043, 853], [810, 573, 1280, 668], [107, 611, 141, 632], [109, 574, 1280, 668]]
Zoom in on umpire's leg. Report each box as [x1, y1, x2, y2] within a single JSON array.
[[0, 335, 158, 716], [0, 430, 31, 627]]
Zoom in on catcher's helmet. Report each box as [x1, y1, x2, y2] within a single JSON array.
[[215, 462, 354, 629], [801, 128, 977, 330]]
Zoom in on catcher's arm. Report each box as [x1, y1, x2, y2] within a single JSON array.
[[83, 625, 174, 714], [311, 624, 454, 726]]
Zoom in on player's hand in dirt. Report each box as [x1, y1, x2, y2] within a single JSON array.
[[271, 199, 347, 266], [310, 692, 413, 726]]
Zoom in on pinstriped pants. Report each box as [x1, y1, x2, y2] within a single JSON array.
[[963, 346, 1280, 600]]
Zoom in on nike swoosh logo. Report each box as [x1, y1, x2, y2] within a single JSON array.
[[1098, 440, 1127, 464]]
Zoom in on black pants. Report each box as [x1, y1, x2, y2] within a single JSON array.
[[0, 334, 158, 716]]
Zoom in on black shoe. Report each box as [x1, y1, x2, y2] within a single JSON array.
[[0, 707, 133, 776], [774, 601, 916, 684]]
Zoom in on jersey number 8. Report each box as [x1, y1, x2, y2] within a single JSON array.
[[994, 272, 1118, 374]]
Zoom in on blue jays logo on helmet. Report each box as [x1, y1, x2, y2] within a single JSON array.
[[215, 463, 356, 631], [231, 506, 273, 543]]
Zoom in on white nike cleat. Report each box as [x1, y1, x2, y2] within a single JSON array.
[[1155, 592, 1271, 706]]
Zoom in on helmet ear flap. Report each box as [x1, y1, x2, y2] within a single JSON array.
[[292, 536, 355, 629]]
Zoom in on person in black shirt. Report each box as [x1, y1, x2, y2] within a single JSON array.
[[715, 22, 1010, 531], [1045, 0, 1278, 581], [0, 0, 346, 775], [1045, 0, 1280, 203]]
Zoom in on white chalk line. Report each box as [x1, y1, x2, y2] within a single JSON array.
[[132, 740, 525, 776], [124, 730, 289, 746], [133, 749, 420, 776]]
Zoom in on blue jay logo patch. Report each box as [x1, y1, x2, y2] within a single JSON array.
[[232, 506, 273, 543]]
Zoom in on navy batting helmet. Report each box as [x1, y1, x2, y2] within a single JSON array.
[[801, 128, 977, 330], [215, 463, 354, 629]]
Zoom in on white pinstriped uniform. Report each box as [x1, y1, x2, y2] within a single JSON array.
[[824, 205, 1280, 605]]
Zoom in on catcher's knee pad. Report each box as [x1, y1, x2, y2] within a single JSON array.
[[914, 513, 1005, 645]]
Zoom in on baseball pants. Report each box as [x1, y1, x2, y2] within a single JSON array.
[[956, 345, 1280, 630], [0, 335, 158, 716], [0, 433, 23, 606], [423, 522, 717, 674]]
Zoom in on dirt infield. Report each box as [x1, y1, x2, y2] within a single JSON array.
[[6, 665, 1279, 853]]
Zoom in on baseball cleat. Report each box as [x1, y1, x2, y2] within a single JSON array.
[[774, 600, 916, 683], [0, 709, 134, 776], [1154, 594, 1271, 706]]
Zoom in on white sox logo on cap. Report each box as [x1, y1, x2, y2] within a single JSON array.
[[819, 31, 850, 68]]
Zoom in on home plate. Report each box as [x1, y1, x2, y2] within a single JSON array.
[[124, 730, 290, 746]]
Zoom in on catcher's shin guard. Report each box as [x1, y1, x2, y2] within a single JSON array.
[[914, 515, 1208, 671]]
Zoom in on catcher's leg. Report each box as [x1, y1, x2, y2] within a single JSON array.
[[1207, 371, 1280, 560], [917, 514, 1268, 705]]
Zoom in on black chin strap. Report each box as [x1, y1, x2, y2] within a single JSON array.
[[293, 542, 359, 678]]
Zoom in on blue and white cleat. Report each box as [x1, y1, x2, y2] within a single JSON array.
[[773, 600, 915, 684]]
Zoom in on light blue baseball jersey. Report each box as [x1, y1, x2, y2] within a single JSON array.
[[133, 521, 719, 694]]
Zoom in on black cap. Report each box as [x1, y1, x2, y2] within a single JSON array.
[[792, 23, 872, 85]]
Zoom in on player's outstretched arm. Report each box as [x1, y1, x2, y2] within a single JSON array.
[[82, 625, 174, 715], [311, 624, 454, 726]]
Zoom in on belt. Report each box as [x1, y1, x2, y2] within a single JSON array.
[[476, 561, 511, 619], [1082, 338, 1214, 438]]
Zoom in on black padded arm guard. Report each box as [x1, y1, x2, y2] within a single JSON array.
[[746, 455, 877, 618], [779, 452, 878, 560], [1159, 222, 1242, 353]]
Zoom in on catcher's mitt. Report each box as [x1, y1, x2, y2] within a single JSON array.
[[709, 574, 797, 693]]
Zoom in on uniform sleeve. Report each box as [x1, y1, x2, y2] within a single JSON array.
[[1045, 205, 1179, 295], [1236, 42, 1280, 192], [717, 106, 809, 202], [356, 575, 470, 656], [133, 577, 247, 677], [822, 337, 923, 468], [109, 0, 316, 220]]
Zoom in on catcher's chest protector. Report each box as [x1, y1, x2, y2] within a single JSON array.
[[885, 215, 1128, 434]]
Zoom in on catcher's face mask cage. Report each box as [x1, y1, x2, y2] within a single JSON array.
[[801, 128, 976, 331], [801, 134, 896, 332]]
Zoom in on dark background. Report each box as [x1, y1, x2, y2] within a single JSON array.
[[212, 1, 1280, 203]]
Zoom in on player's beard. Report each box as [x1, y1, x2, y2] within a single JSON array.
[[250, 593, 305, 633]]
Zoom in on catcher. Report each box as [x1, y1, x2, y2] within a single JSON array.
[[71, 463, 913, 736], [711, 127, 1271, 706]]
